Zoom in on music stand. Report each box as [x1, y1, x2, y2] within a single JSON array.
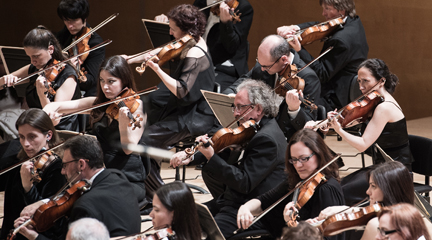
[[142, 19, 172, 48], [196, 202, 226, 240], [0, 46, 31, 97], [201, 90, 236, 127]]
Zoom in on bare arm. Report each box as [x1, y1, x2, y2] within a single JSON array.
[[117, 99, 146, 155]]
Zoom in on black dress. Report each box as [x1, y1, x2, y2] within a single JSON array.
[[26, 63, 81, 131], [91, 115, 147, 208], [257, 177, 345, 240], [0, 153, 66, 240]]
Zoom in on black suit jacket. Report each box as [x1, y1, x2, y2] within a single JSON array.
[[297, 16, 368, 110], [36, 169, 141, 240], [194, 0, 253, 77], [223, 51, 321, 141], [203, 117, 287, 207]]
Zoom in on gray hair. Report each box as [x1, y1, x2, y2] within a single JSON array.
[[261, 34, 290, 60], [67, 218, 110, 240], [236, 79, 282, 117]]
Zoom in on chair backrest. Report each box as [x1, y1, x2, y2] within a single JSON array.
[[409, 135, 432, 176], [317, 105, 327, 121], [349, 75, 362, 102]]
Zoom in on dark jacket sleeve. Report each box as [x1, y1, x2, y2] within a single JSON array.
[[78, 33, 105, 96]]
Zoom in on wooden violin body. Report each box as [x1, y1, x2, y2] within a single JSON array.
[[135, 228, 176, 240], [209, 0, 241, 23], [40, 59, 66, 98], [30, 151, 58, 183], [288, 17, 345, 45], [106, 87, 143, 130]]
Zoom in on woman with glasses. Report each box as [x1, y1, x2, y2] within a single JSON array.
[[376, 203, 431, 240], [0, 109, 66, 240], [236, 128, 344, 240]]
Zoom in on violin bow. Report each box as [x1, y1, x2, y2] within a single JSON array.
[[233, 154, 341, 234], [53, 86, 157, 120], [11, 40, 112, 86], [63, 13, 118, 53]]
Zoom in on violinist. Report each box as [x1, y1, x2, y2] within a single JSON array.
[[13, 135, 141, 240], [171, 80, 287, 238], [277, 0, 368, 111], [156, 0, 253, 91], [280, 221, 323, 240], [237, 128, 344, 240], [0, 109, 66, 240], [56, 0, 105, 97], [223, 35, 322, 141], [149, 182, 201, 240], [312, 161, 432, 239], [0, 26, 81, 131], [66, 218, 110, 240], [308, 59, 413, 205], [43, 56, 147, 208]]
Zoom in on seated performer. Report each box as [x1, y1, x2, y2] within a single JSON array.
[[13, 135, 141, 240], [237, 128, 344, 240], [0, 26, 81, 131], [376, 203, 431, 240], [43, 56, 147, 208], [66, 218, 110, 240], [277, 0, 368, 111], [56, 0, 105, 97], [0, 109, 66, 240], [149, 182, 201, 240], [171, 79, 287, 238]]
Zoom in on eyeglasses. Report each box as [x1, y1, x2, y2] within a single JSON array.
[[256, 56, 281, 71], [231, 103, 255, 113], [288, 153, 315, 164], [377, 227, 398, 238], [61, 159, 79, 169]]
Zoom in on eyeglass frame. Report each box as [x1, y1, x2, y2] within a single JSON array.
[[231, 103, 255, 113], [61, 159, 80, 169], [377, 227, 398, 238], [256, 56, 281, 71], [288, 153, 315, 164]]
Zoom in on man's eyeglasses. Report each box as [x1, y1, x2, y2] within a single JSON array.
[[61, 159, 79, 169], [231, 103, 254, 113], [377, 227, 398, 238], [256, 56, 281, 71], [288, 153, 315, 164]]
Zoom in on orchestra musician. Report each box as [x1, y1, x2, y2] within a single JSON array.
[[277, 0, 368, 111], [279, 221, 323, 240], [149, 182, 201, 240], [13, 135, 141, 240], [124, 4, 215, 180], [66, 218, 110, 240], [0, 26, 82, 131], [171, 79, 287, 238], [0, 109, 66, 240], [307, 58, 414, 205], [43, 56, 147, 208], [223, 34, 322, 141], [237, 128, 344, 240], [376, 203, 431, 240], [312, 161, 432, 239], [56, 0, 105, 97]]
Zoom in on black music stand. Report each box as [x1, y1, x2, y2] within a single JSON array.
[[0, 46, 31, 98]]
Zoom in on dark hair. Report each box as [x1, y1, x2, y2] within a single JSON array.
[[319, 0, 356, 18], [285, 129, 339, 189], [23, 26, 66, 62], [167, 4, 206, 42], [261, 35, 291, 60], [367, 161, 414, 206], [358, 58, 399, 94], [378, 203, 431, 240], [279, 221, 323, 240], [57, 0, 89, 22], [91, 55, 137, 118], [63, 135, 104, 169], [155, 182, 201, 240], [16, 109, 60, 159]]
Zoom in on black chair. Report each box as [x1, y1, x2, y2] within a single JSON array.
[[409, 135, 432, 201], [227, 229, 272, 240]]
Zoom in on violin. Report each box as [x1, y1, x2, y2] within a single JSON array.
[[287, 172, 327, 227], [30, 150, 59, 183], [184, 119, 258, 158], [39, 59, 66, 99], [105, 87, 144, 130], [8, 179, 91, 240], [135, 228, 176, 240], [286, 17, 345, 45], [313, 89, 384, 130], [135, 34, 195, 74], [312, 203, 382, 236], [206, 0, 241, 23]]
